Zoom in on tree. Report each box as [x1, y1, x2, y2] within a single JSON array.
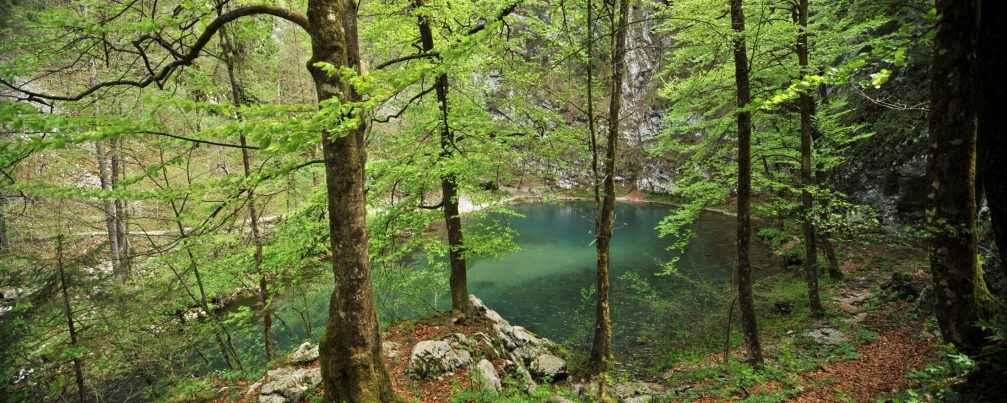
[[926, 0, 996, 354], [729, 0, 764, 366], [794, 0, 824, 315], [589, 0, 629, 395]]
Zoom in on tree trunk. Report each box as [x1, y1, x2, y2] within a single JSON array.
[[795, 0, 823, 315], [730, 0, 764, 366], [820, 234, 842, 279], [56, 235, 86, 402], [115, 138, 131, 280], [587, 0, 600, 218], [95, 141, 121, 277], [589, 0, 629, 389], [414, 0, 473, 315], [307, 0, 395, 400], [927, 0, 996, 354], [978, 0, 1007, 273], [220, 16, 273, 362]]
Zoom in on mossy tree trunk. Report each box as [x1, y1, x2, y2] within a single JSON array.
[[589, 0, 629, 396], [927, 0, 996, 354], [307, 0, 396, 400]]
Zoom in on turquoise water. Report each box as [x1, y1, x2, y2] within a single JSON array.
[[464, 201, 780, 365], [209, 201, 780, 372]]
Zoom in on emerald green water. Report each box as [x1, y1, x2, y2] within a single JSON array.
[[464, 201, 780, 366], [207, 201, 780, 372]]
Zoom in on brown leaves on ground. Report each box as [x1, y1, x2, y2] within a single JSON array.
[[792, 333, 932, 402], [382, 312, 492, 403]]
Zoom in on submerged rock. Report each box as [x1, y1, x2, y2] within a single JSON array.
[[406, 340, 472, 378]]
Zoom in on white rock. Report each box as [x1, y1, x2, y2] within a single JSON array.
[[529, 354, 567, 379], [406, 340, 472, 378], [474, 359, 502, 393], [288, 342, 318, 364]]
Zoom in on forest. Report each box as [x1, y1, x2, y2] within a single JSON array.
[[0, 0, 1005, 401]]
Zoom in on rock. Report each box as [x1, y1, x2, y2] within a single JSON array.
[[288, 342, 318, 364], [406, 340, 472, 379], [443, 333, 469, 348], [382, 341, 401, 359], [504, 356, 538, 393], [805, 327, 848, 346], [246, 381, 262, 396], [529, 354, 567, 380], [258, 367, 321, 402], [473, 359, 502, 393], [610, 381, 668, 403]]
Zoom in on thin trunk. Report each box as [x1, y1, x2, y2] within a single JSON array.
[[414, 0, 472, 315], [95, 141, 121, 277], [116, 138, 131, 280], [56, 235, 86, 402], [927, 0, 996, 354], [589, 0, 629, 391], [220, 17, 273, 361], [307, 0, 395, 400], [587, 0, 601, 219], [978, 1, 1007, 273], [730, 0, 764, 366], [795, 0, 823, 315], [814, 84, 843, 281]]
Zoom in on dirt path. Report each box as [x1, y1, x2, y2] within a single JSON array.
[[791, 332, 932, 402]]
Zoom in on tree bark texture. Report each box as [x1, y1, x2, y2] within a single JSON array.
[[307, 0, 396, 400], [730, 0, 764, 366], [927, 0, 996, 354]]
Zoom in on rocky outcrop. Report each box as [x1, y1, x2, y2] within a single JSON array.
[[256, 366, 322, 403], [252, 295, 570, 402], [406, 340, 473, 379]]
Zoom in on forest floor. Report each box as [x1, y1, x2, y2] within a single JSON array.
[[657, 242, 940, 402]]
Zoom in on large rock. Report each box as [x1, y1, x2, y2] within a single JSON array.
[[406, 340, 472, 378], [473, 359, 502, 393], [258, 367, 321, 402], [529, 354, 567, 380]]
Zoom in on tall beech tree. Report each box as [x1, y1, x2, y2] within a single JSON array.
[[729, 0, 764, 366], [926, 0, 996, 354]]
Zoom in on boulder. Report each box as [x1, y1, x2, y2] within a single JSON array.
[[287, 342, 318, 364], [529, 354, 567, 380], [804, 327, 847, 346], [406, 340, 472, 378], [258, 367, 321, 402], [473, 359, 502, 393]]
